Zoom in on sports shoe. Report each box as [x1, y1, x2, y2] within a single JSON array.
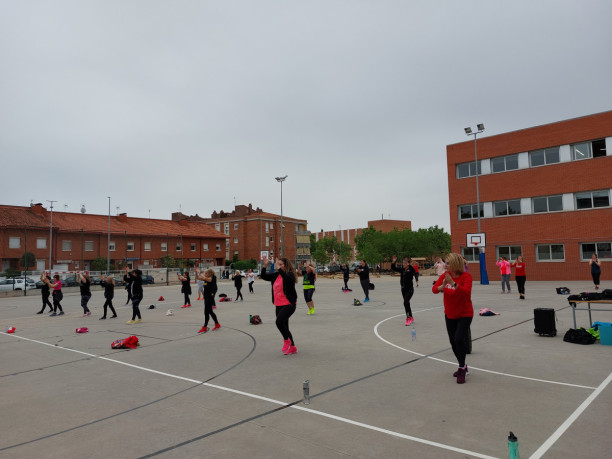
[[364, 298, 369, 303], [311, 307, 315, 315], [198, 326, 208, 334], [187, 304, 191, 307], [405, 317, 410, 326], [407, 317, 414, 325], [36, 311, 44, 314], [456, 367, 467, 384], [306, 309, 311, 315], [110, 315, 117, 319], [50, 312, 57, 317], [197, 297, 201, 301], [81, 313, 88, 318], [283, 345, 298, 355], [181, 305, 188, 309], [453, 366, 469, 378], [213, 323, 221, 330], [86, 311, 91, 316], [125, 320, 135, 324], [99, 317, 106, 320], [58, 311, 64, 316], [135, 319, 142, 323], [281, 339, 291, 352]]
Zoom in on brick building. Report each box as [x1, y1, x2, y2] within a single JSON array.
[[315, 219, 412, 262], [447, 111, 612, 281], [0, 204, 227, 272], [171, 204, 310, 265]]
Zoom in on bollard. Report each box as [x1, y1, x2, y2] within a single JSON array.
[[507, 431, 520, 459], [303, 380, 310, 405]]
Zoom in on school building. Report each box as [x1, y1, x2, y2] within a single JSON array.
[[0, 203, 228, 272], [171, 203, 311, 265], [446, 110, 612, 281]]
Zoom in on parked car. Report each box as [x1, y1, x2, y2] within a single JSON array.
[[328, 264, 342, 273], [61, 275, 80, 287], [141, 275, 155, 285], [0, 278, 34, 291], [316, 266, 329, 273]]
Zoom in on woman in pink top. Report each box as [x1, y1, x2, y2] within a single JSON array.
[[496, 257, 511, 294], [43, 274, 65, 316], [260, 255, 299, 355]]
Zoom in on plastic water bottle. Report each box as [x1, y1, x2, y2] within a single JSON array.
[[507, 431, 520, 459], [411, 325, 416, 341]]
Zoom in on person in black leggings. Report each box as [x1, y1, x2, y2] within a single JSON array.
[[391, 255, 416, 325], [232, 270, 244, 301], [195, 268, 220, 333], [178, 270, 192, 308], [99, 275, 117, 319], [124, 267, 143, 324], [341, 264, 350, 291], [356, 260, 370, 303], [77, 271, 92, 317], [44, 275, 64, 316], [37, 273, 53, 314]]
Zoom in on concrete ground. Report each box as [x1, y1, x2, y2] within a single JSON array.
[[1, 275, 611, 458]]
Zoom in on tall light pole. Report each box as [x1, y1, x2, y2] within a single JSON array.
[[464, 124, 489, 285], [46, 200, 56, 271], [275, 175, 288, 258], [107, 197, 111, 274]]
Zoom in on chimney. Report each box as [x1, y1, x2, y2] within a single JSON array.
[[30, 203, 48, 217], [117, 213, 128, 223]]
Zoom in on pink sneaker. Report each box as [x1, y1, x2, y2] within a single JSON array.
[[283, 345, 297, 355], [405, 317, 410, 326], [455, 367, 468, 383], [453, 366, 468, 377], [281, 339, 291, 353], [407, 317, 414, 325]]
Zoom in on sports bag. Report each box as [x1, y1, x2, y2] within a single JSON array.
[[111, 335, 140, 349], [249, 314, 262, 325], [563, 328, 596, 345]]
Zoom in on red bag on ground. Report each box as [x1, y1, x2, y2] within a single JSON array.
[[111, 335, 140, 349]]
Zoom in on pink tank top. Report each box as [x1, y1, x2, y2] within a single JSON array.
[[273, 275, 290, 306]]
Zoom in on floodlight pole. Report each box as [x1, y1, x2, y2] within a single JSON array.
[[47, 200, 56, 271], [275, 175, 288, 258], [107, 197, 111, 274]]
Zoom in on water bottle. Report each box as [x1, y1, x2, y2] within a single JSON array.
[[411, 325, 416, 341], [507, 431, 520, 459]]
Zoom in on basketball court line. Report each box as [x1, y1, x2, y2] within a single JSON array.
[[374, 310, 597, 390], [2, 331, 496, 459]]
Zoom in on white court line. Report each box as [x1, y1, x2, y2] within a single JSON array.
[[529, 370, 612, 459], [2, 332, 495, 459], [374, 313, 597, 390]]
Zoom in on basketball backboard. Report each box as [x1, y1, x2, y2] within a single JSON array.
[[466, 232, 486, 248]]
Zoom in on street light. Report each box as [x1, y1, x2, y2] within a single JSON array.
[[464, 124, 489, 285], [107, 197, 111, 274], [46, 200, 56, 271], [275, 175, 288, 258]]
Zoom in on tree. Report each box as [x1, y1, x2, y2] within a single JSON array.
[[91, 257, 115, 271], [20, 252, 36, 270], [310, 235, 352, 265], [160, 255, 176, 268]]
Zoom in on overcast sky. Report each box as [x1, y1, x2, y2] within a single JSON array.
[[1, 1, 611, 234]]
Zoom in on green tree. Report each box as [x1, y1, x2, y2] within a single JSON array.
[[160, 255, 176, 268], [354, 227, 384, 265], [91, 257, 115, 271], [20, 252, 36, 270]]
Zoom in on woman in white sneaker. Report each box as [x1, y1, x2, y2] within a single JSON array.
[[432, 253, 473, 384]]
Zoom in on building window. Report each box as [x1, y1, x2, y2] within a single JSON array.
[[496, 246, 522, 260], [532, 195, 563, 213], [234, 250, 239, 256], [36, 238, 47, 249], [270, 236, 274, 243], [266, 236, 269, 246], [572, 139, 606, 160], [109, 241, 116, 251], [459, 204, 484, 220], [84, 241, 94, 252], [233, 223, 238, 230], [494, 199, 521, 216], [62, 240, 72, 251], [127, 242, 135, 251], [576, 190, 610, 209], [190, 243, 196, 251], [176, 243, 182, 251], [216, 244, 221, 251], [233, 238, 238, 243], [529, 147, 560, 167], [215, 223, 220, 231], [461, 247, 480, 262], [265, 222, 269, 233], [581, 242, 611, 261], [456, 160, 482, 179], [491, 154, 519, 173], [203, 243, 209, 251], [536, 244, 565, 261], [9, 237, 21, 249], [224, 223, 230, 235], [161, 242, 167, 252], [270, 222, 274, 230], [144, 242, 151, 251]]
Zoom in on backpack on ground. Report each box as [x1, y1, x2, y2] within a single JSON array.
[[353, 298, 362, 306], [563, 328, 596, 345], [249, 314, 262, 325], [556, 287, 570, 295], [534, 308, 556, 337]]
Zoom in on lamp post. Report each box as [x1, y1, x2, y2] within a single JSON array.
[[107, 197, 111, 275], [46, 200, 56, 271], [275, 175, 288, 258], [464, 124, 489, 285]]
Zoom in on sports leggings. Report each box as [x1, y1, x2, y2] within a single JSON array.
[[235, 286, 243, 301], [184, 292, 191, 305], [592, 272, 600, 286], [360, 278, 369, 299], [81, 294, 92, 314], [248, 282, 254, 293], [445, 315, 472, 368], [203, 297, 218, 327], [501, 274, 511, 292], [131, 297, 142, 320], [515, 276, 526, 295], [275, 304, 296, 345], [102, 298, 117, 317], [344, 277, 349, 290], [401, 287, 414, 317], [41, 293, 53, 312], [52, 291, 63, 312]]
